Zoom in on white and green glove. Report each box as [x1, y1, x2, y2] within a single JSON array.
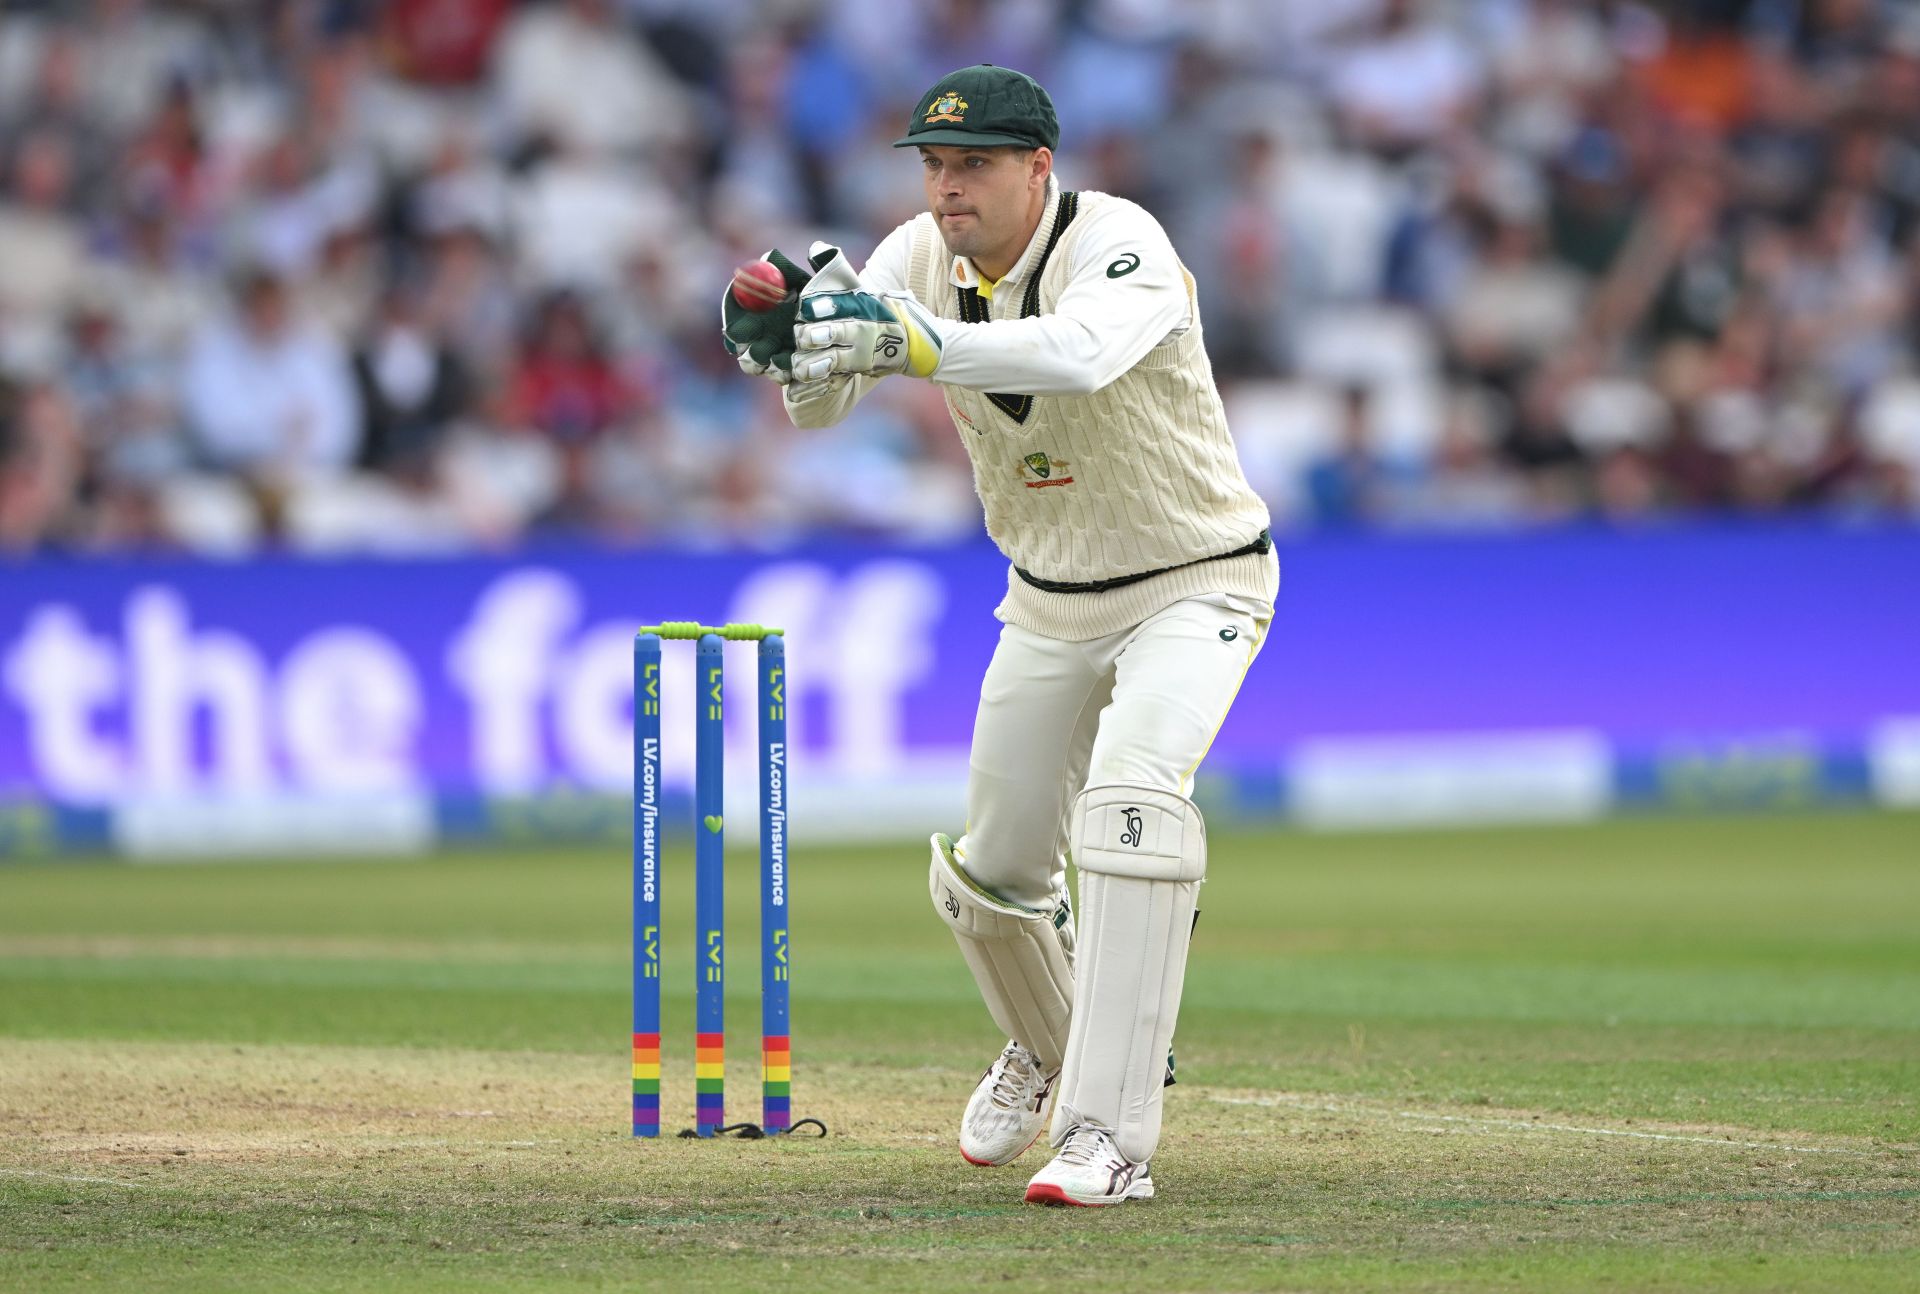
[[721, 247, 815, 385], [791, 242, 945, 383]]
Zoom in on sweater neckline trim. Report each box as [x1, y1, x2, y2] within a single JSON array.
[[954, 188, 1081, 425]]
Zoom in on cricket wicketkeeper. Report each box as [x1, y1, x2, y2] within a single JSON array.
[[723, 64, 1277, 1206]]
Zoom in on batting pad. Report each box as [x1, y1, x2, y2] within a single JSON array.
[[1051, 784, 1206, 1164], [929, 835, 1075, 1070]]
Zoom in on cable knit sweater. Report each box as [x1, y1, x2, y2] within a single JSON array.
[[785, 180, 1276, 640]]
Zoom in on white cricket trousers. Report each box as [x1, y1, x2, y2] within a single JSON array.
[[953, 590, 1273, 910]]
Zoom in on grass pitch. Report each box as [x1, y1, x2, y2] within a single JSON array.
[[2, 810, 1916, 1292]]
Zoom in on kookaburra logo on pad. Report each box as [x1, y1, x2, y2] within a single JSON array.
[[944, 888, 960, 918], [1120, 808, 1143, 847]]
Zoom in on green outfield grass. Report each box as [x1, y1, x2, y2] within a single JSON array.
[[2, 810, 1917, 1292]]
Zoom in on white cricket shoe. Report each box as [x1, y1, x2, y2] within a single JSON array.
[[959, 1041, 1058, 1166], [1024, 1123, 1154, 1206]]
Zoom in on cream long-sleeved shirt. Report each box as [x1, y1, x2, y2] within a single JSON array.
[[784, 179, 1275, 640], [786, 177, 1192, 407], [869, 181, 1193, 395]]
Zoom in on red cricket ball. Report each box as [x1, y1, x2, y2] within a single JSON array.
[[730, 259, 790, 312]]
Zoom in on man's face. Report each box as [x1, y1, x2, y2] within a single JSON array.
[[919, 145, 1048, 264], [241, 279, 289, 339]]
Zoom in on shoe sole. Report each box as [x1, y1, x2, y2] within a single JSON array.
[[1024, 1180, 1155, 1206], [958, 1126, 1044, 1167]]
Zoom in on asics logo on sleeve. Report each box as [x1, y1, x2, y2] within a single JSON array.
[[1106, 253, 1141, 279]]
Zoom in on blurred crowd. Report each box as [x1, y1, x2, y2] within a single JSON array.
[[2, 0, 1919, 556]]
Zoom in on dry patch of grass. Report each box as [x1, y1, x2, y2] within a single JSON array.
[[2, 1036, 1914, 1294]]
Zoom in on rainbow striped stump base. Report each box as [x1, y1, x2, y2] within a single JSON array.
[[762, 1035, 791, 1132], [695, 1032, 725, 1135], [632, 1033, 660, 1137]]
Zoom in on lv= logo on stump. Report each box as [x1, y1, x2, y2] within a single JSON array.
[[631, 623, 824, 1141]]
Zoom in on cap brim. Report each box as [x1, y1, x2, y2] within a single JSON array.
[[893, 129, 1039, 149]]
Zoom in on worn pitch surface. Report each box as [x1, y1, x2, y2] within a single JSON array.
[[2, 811, 1916, 1291]]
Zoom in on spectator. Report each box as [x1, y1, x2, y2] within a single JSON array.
[[1501, 357, 1591, 518], [234, 129, 378, 280], [1728, 51, 1828, 221], [510, 134, 679, 290], [1486, 0, 1618, 159], [1394, 387, 1529, 528], [1772, 186, 1906, 394], [181, 267, 360, 481], [0, 382, 84, 553], [1445, 206, 1586, 384], [116, 78, 217, 231], [4, 26, 115, 207], [419, 221, 519, 375], [81, 198, 216, 369], [1629, 1, 1758, 135], [1304, 386, 1421, 527], [69, 0, 198, 138], [508, 289, 630, 449], [352, 286, 467, 477], [0, 128, 87, 369], [494, 0, 694, 157], [380, 0, 513, 90], [1548, 127, 1638, 276], [1324, 0, 1485, 157], [1590, 165, 1741, 348]]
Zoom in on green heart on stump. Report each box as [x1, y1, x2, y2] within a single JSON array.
[[703, 815, 724, 834]]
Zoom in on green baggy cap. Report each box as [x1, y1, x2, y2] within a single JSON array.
[[893, 64, 1059, 151]]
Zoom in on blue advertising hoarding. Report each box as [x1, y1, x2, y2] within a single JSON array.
[[3, 522, 1917, 854]]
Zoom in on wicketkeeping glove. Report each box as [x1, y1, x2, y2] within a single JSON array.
[[790, 242, 945, 383], [721, 248, 816, 383]]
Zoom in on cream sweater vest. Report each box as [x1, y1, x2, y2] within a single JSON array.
[[905, 191, 1276, 640]]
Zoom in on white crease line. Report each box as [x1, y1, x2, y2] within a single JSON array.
[[1206, 1094, 1872, 1156], [1399, 1112, 1868, 1155], [366, 1137, 568, 1150], [0, 1167, 157, 1189]]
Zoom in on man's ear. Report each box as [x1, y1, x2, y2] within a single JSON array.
[[1031, 146, 1053, 189]]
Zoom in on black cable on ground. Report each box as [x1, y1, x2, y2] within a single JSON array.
[[676, 1118, 828, 1139]]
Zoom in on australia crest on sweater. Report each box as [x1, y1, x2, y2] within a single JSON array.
[[1021, 452, 1074, 489]]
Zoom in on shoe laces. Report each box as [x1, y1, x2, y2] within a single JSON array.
[[1055, 1123, 1118, 1167], [986, 1044, 1038, 1111]]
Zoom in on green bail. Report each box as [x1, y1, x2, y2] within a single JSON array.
[[636, 623, 784, 641]]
